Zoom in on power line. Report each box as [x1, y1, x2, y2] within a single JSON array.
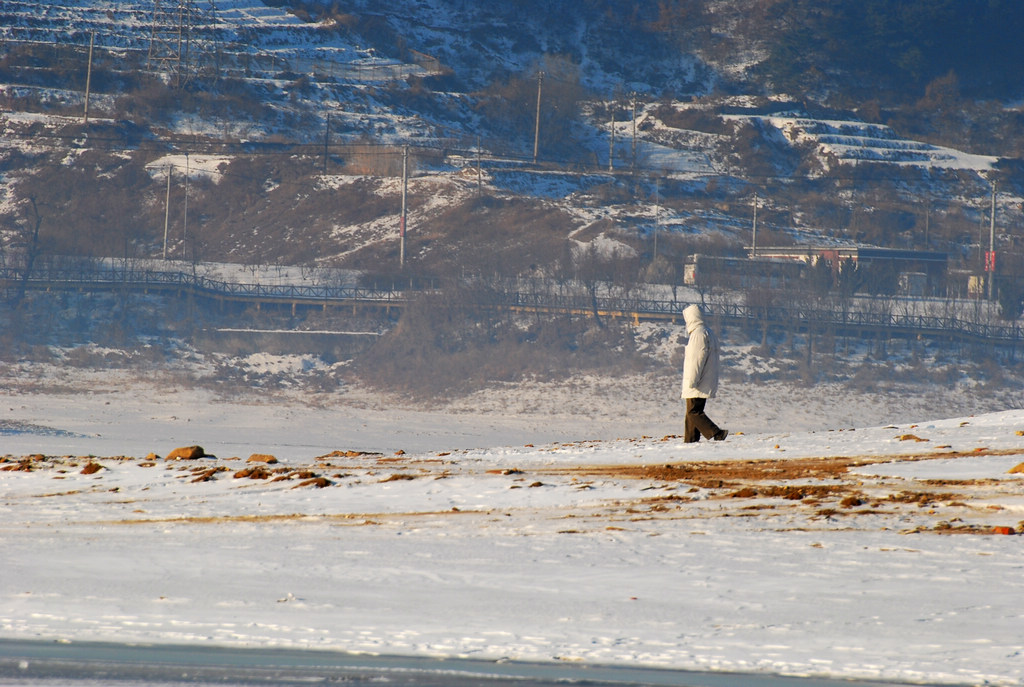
[[1, 126, 998, 198], [147, 1, 220, 87]]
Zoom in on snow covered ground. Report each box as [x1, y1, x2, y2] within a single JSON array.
[[2, 365, 1023, 686]]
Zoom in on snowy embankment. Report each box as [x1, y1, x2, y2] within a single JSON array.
[[1, 372, 1023, 686]]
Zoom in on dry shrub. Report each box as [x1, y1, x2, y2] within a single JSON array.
[[847, 360, 894, 393], [353, 286, 645, 399], [407, 195, 576, 276], [62, 345, 131, 369], [652, 104, 730, 134]]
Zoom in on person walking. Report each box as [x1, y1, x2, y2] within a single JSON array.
[[680, 304, 727, 443]]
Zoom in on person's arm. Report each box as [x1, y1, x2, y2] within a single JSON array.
[[689, 329, 709, 385]]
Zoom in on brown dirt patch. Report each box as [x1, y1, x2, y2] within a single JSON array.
[[548, 446, 1024, 490], [551, 456, 877, 489]]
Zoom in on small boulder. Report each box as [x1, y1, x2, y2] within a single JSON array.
[[234, 466, 272, 479], [191, 468, 220, 483], [294, 477, 332, 489], [166, 446, 206, 460], [1008, 462, 1024, 475], [247, 453, 278, 464], [896, 434, 928, 442]]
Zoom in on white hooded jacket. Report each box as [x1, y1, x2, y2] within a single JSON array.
[[680, 304, 720, 399]]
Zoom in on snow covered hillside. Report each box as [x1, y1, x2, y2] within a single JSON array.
[[1, 0, 1020, 271]]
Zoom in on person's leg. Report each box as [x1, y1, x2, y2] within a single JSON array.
[[684, 398, 701, 442], [687, 397, 723, 440]]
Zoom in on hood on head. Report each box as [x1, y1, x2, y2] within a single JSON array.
[[682, 304, 703, 326]]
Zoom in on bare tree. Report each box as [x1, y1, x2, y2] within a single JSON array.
[[475, 54, 586, 160], [574, 244, 615, 327], [7, 196, 47, 307]]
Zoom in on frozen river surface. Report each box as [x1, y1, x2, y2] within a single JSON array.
[[0, 640, 932, 687]]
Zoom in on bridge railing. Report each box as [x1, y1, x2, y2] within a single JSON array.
[[0, 266, 401, 304], [491, 290, 1023, 345], [3, 266, 1022, 346]]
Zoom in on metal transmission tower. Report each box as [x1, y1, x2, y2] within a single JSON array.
[[147, 1, 219, 87]]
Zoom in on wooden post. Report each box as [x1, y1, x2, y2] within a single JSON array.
[[162, 166, 172, 259], [83, 32, 95, 124], [400, 146, 408, 268], [533, 71, 543, 164]]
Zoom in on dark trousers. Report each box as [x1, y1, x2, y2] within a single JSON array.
[[685, 397, 721, 443]]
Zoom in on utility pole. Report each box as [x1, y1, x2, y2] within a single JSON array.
[[653, 177, 659, 261], [163, 166, 172, 259], [149, 0, 186, 87], [752, 193, 758, 258], [631, 94, 637, 174], [476, 138, 482, 196], [148, 1, 220, 88], [400, 146, 408, 268], [988, 184, 996, 301], [924, 202, 930, 248], [183, 153, 189, 261], [608, 102, 614, 172], [532, 71, 543, 164], [323, 113, 330, 174], [83, 32, 94, 124]]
